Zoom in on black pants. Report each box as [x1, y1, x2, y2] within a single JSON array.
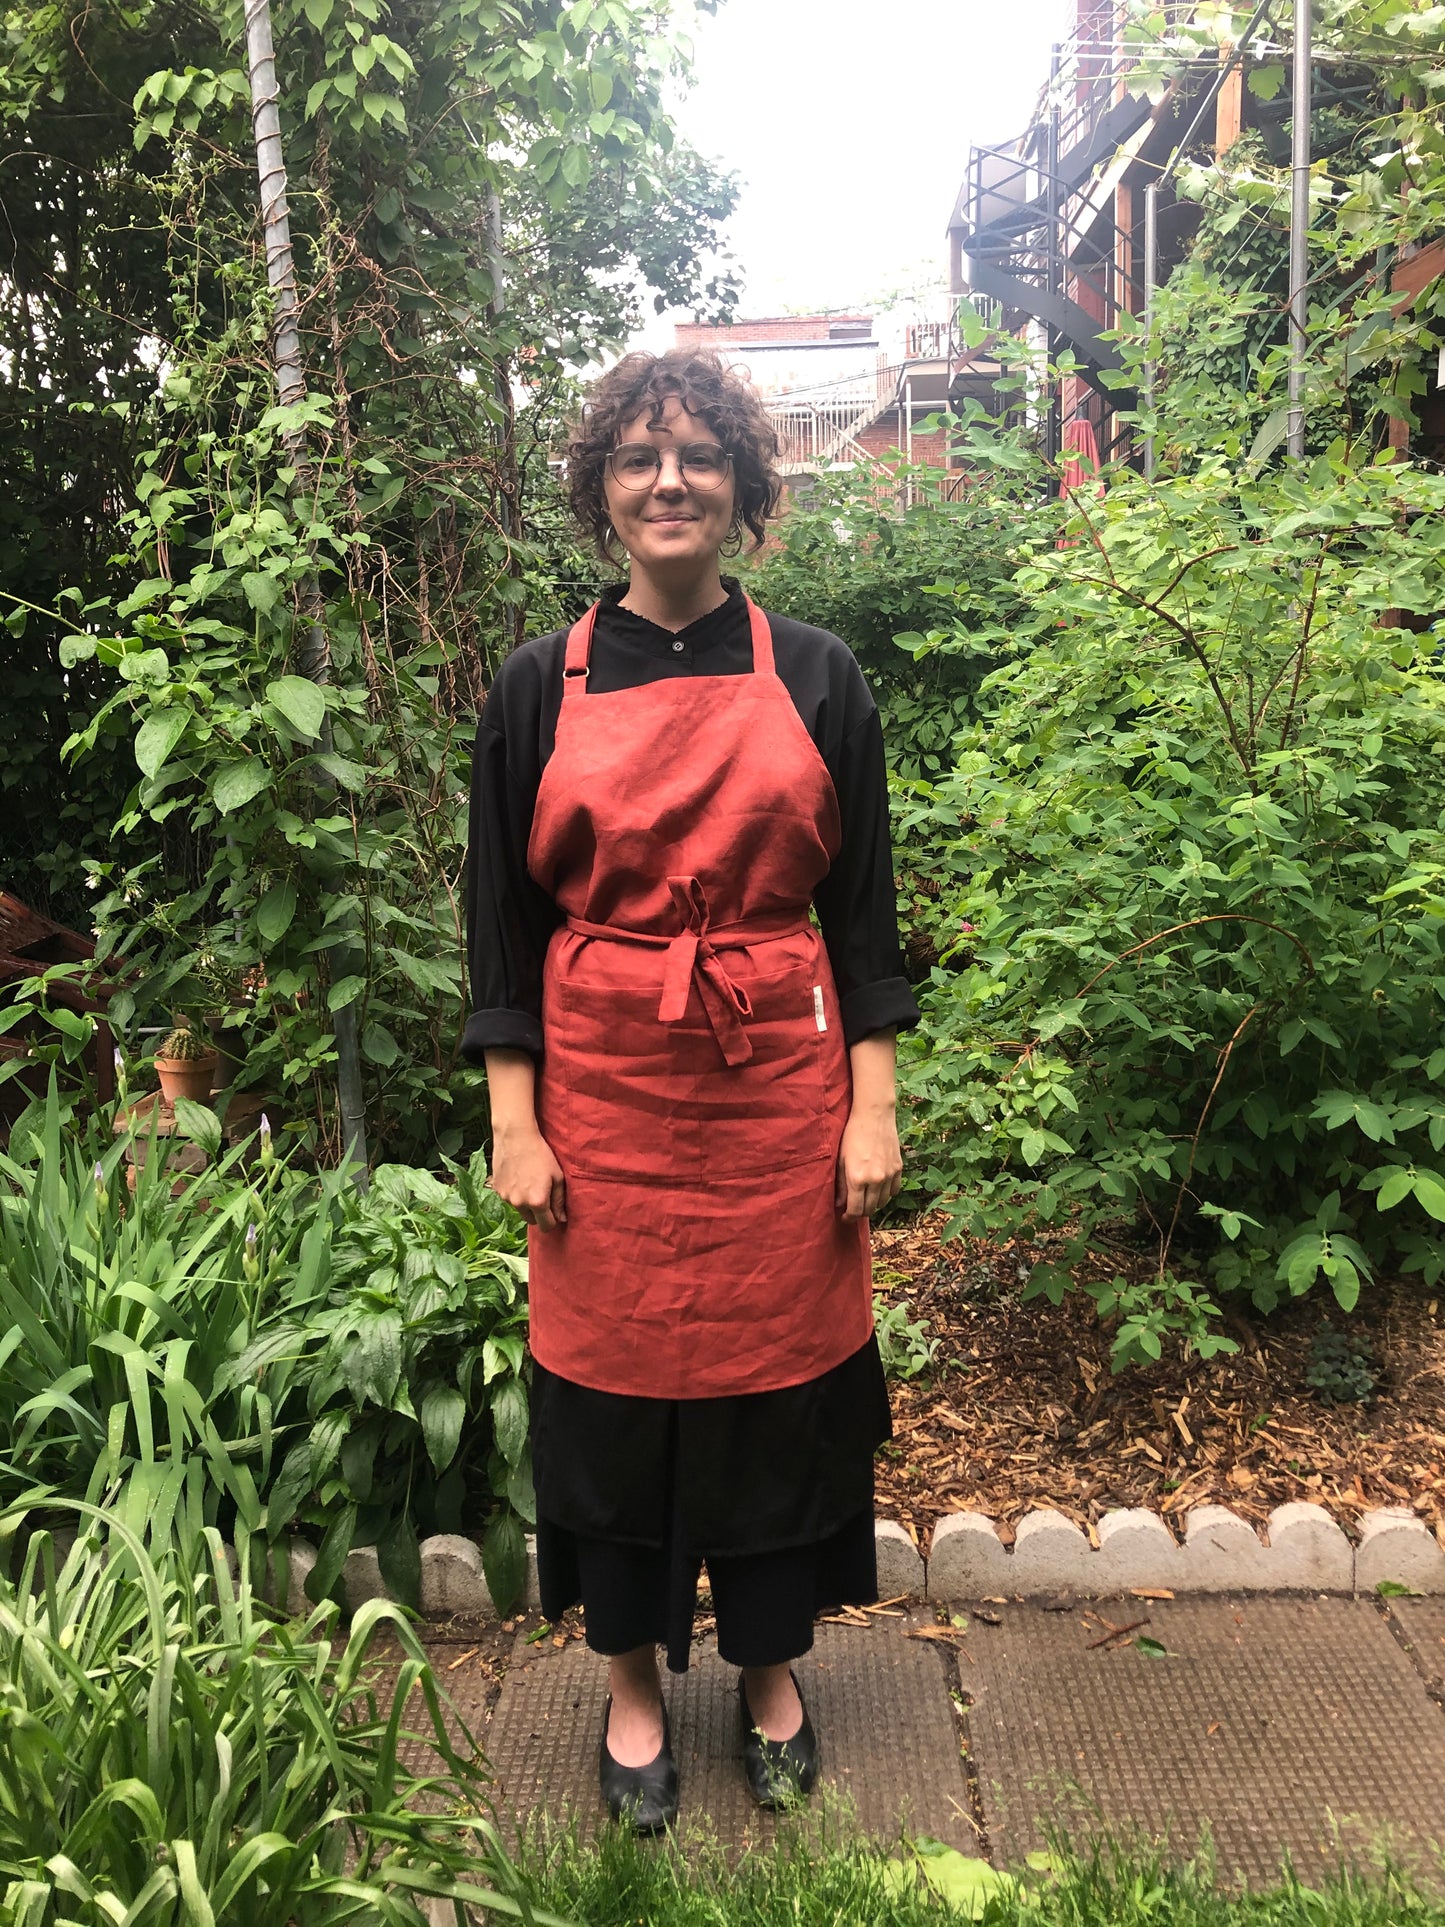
[[536, 1506, 879, 1673]]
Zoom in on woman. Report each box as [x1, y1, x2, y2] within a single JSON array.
[[463, 348, 919, 1831]]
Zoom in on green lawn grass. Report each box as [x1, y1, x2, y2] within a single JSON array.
[[509, 1812, 1445, 1926]]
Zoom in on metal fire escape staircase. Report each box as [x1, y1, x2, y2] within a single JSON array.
[[767, 361, 904, 476], [959, 10, 1171, 385]]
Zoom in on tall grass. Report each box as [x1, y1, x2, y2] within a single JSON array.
[[0, 1501, 564, 1925]]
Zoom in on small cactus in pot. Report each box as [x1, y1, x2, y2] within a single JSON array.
[[153, 1021, 218, 1106]]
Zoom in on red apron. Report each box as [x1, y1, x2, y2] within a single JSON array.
[[524, 597, 873, 1398]]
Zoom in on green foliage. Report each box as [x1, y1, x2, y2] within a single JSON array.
[[899, 433, 1445, 1368], [1305, 1320, 1380, 1406], [3, 0, 734, 1161], [0, 1082, 330, 1542], [871, 1293, 941, 1382], [510, 1814, 1442, 1925], [0, 1082, 533, 1612], [250, 1152, 532, 1613], [748, 463, 1056, 983], [748, 465, 1048, 778], [0, 1504, 550, 1925]]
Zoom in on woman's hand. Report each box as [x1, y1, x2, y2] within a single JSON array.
[[493, 1123, 568, 1231], [836, 1030, 903, 1221], [484, 1047, 567, 1231]]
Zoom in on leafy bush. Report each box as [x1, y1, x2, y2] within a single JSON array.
[[0, 1503, 548, 1925], [747, 464, 1051, 778], [0, 1083, 533, 1610], [249, 1154, 532, 1614], [901, 444, 1445, 1368]]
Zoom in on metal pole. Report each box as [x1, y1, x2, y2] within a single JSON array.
[[1143, 181, 1158, 479], [1287, 0, 1312, 458]]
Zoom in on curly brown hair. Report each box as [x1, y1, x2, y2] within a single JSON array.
[[566, 349, 782, 563]]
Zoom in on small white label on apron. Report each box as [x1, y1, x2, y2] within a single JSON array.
[[813, 985, 827, 1032]]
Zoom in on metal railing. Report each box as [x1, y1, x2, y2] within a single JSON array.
[[765, 360, 904, 472]]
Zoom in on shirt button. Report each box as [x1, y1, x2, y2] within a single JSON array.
[[672, 640, 684, 653]]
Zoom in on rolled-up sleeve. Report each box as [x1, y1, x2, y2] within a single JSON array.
[[813, 707, 921, 1045]]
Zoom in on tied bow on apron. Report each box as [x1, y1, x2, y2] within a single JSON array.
[[566, 875, 808, 1070], [657, 875, 754, 1067]]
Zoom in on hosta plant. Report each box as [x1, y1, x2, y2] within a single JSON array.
[[241, 1153, 533, 1614]]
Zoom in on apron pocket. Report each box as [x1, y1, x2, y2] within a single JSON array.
[[547, 955, 835, 1184]]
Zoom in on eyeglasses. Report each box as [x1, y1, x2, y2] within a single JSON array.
[[607, 441, 733, 491]]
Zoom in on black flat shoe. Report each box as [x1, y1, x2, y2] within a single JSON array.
[[599, 1694, 678, 1834], [738, 1670, 820, 1809]]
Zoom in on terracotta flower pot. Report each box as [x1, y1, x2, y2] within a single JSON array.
[[154, 1053, 218, 1106]]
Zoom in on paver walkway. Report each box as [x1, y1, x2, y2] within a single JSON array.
[[426, 1591, 1445, 1889]]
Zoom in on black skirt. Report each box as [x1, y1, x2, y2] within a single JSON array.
[[530, 1334, 892, 1671], [530, 1333, 892, 1556]]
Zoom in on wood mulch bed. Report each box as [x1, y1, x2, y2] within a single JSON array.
[[871, 1213, 1445, 1555]]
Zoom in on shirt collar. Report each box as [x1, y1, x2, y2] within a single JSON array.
[[599, 577, 747, 654]]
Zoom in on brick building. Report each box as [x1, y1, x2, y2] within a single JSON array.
[[675, 313, 967, 493]]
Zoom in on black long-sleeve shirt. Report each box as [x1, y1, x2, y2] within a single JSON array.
[[461, 580, 919, 1063]]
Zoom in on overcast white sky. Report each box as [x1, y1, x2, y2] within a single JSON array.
[[639, 0, 1071, 341]]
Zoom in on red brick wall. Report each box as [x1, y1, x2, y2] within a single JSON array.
[[674, 315, 872, 348], [854, 420, 951, 469]]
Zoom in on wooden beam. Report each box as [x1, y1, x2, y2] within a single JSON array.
[[1216, 41, 1243, 156]]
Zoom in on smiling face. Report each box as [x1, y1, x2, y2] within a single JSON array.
[[601, 397, 737, 579]]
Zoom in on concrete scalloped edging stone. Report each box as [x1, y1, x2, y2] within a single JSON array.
[[270, 1505, 1445, 1619], [927, 1503, 1444, 1598]]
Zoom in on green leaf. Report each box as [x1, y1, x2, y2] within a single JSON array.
[[212, 759, 270, 815], [1376, 1578, 1421, 1598], [311, 751, 369, 791], [59, 635, 97, 668], [304, 0, 334, 23], [421, 1385, 467, 1472], [377, 1511, 421, 1608], [171, 1098, 222, 1159], [255, 882, 298, 944], [1134, 1635, 1168, 1659], [1412, 1172, 1445, 1222], [361, 1022, 400, 1066], [340, 1426, 378, 1502], [482, 1507, 526, 1616], [135, 709, 190, 780], [266, 1441, 313, 1530], [491, 1377, 528, 1467], [265, 675, 327, 740], [328, 974, 366, 1012], [306, 1505, 356, 1605], [909, 1841, 1016, 1915], [392, 950, 461, 997], [241, 571, 282, 616]]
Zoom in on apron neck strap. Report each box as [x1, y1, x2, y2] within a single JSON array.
[[562, 595, 774, 691], [561, 603, 598, 695], [745, 597, 775, 675]]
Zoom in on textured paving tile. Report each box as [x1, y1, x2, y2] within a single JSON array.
[[478, 1614, 975, 1850], [960, 1595, 1445, 1889], [1392, 1597, 1445, 1700]]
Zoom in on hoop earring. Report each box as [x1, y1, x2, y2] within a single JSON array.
[[721, 519, 745, 559]]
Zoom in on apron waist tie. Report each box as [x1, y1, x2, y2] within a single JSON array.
[[565, 877, 808, 1068]]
